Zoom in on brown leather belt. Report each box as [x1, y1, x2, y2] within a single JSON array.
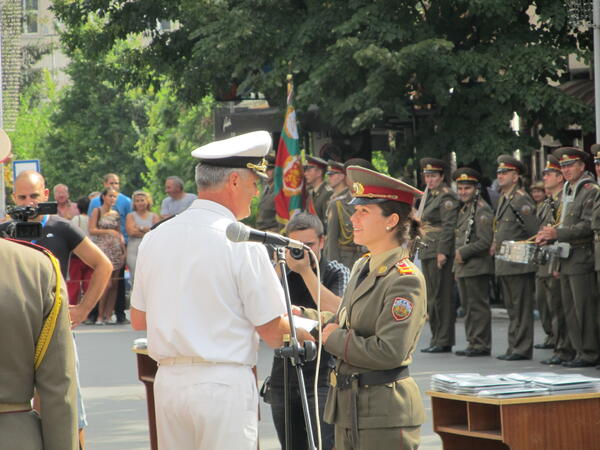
[[0, 403, 31, 414]]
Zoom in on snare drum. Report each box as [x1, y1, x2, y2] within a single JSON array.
[[496, 241, 537, 264]]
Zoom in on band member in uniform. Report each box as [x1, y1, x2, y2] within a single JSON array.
[[324, 158, 373, 269], [0, 238, 77, 450], [539, 147, 599, 367], [131, 131, 314, 450], [452, 168, 494, 357], [321, 165, 426, 450], [493, 155, 539, 361], [530, 180, 547, 208], [536, 155, 574, 365], [418, 158, 459, 353], [305, 156, 333, 227], [256, 153, 279, 232]]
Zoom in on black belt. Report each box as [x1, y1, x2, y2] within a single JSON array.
[[331, 367, 409, 446], [332, 366, 409, 390]]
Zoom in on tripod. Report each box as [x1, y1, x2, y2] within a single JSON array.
[[274, 247, 318, 450]]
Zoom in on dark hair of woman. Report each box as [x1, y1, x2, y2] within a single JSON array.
[[99, 187, 118, 205], [378, 200, 424, 245], [76, 196, 90, 215]]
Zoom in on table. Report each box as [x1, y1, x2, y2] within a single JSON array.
[[132, 348, 158, 450], [428, 390, 600, 450]]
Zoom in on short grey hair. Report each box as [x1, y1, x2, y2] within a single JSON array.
[[195, 163, 250, 190], [165, 175, 184, 190]]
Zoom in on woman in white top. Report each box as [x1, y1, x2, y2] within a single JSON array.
[[126, 190, 160, 281]]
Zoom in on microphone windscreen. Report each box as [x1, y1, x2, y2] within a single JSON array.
[[226, 221, 249, 243]]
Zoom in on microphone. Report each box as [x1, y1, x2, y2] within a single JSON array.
[[226, 222, 304, 250]]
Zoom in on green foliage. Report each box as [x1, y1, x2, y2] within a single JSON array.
[[136, 85, 214, 206], [9, 71, 58, 164], [51, 0, 594, 180], [41, 51, 149, 198]]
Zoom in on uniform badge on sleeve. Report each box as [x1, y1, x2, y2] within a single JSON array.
[[443, 200, 455, 210], [391, 297, 414, 321]]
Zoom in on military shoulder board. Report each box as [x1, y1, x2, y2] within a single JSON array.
[[396, 259, 414, 275]]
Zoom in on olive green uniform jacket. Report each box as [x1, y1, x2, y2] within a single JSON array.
[[255, 182, 278, 231], [323, 247, 427, 429], [493, 186, 539, 275], [591, 187, 600, 271], [325, 187, 364, 268], [308, 182, 333, 229], [556, 178, 597, 275], [0, 239, 77, 450], [453, 198, 494, 278], [418, 184, 459, 260]]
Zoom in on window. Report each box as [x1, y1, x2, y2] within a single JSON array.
[[23, 0, 39, 34]]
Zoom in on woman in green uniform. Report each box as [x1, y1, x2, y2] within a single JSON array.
[[321, 165, 427, 450]]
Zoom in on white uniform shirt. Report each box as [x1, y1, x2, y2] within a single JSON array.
[[131, 199, 286, 366]]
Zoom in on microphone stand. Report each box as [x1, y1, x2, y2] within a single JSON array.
[[274, 247, 317, 450]]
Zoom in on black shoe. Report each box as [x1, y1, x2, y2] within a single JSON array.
[[425, 345, 452, 353], [504, 353, 530, 361], [455, 348, 469, 356], [534, 343, 554, 350], [541, 356, 564, 365], [496, 353, 510, 360], [421, 346, 433, 353], [116, 318, 130, 325], [465, 348, 491, 357], [562, 359, 595, 368]]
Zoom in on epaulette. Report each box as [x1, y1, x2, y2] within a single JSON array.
[[583, 182, 599, 190], [396, 258, 414, 275], [516, 189, 526, 196]]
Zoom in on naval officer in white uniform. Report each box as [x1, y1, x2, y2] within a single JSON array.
[[131, 131, 313, 450]]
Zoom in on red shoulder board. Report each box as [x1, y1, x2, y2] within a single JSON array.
[[395, 259, 414, 275]]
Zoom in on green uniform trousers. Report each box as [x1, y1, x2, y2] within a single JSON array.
[[422, 258, 455, 347], [535, 276, 554, 346], [457, 275, 491, 352], [538, 275, 574, 361], [334, 425, 420, 450], [498, 273, 534, 358], [561, 272, 599, 363]]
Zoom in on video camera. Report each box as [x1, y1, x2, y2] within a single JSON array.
[[0, 202, 57, 240]]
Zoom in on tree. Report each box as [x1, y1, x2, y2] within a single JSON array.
[[41, 48, 149, 197], [136, 84, 214, 205], [52, 0, 593, 177]]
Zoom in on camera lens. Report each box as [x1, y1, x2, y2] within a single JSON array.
[[290, 248, 305, 260]]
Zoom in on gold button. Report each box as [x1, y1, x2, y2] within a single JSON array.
[[378, 265, 387, 274]]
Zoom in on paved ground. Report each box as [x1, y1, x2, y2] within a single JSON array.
[[76, 311, 600, 449]]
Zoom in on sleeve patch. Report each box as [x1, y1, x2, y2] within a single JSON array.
[[392, 297, 414, 321], [443, 200, 455, 210], [396, 260, 414, 275]]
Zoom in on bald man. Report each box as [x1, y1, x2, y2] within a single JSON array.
[[10, 170, 112, 447]]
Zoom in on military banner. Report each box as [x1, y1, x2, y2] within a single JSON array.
[[274, 75, 303, 225]]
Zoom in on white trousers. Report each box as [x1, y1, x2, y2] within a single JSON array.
[[154, 362, 257, 450]]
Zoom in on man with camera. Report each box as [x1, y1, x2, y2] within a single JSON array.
[[538, 147, 599, 368], [269, 212, 350, 450], [8, 170, 112, 447]]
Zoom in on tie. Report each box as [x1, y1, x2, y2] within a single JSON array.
[[355, 262, 370, 287]]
